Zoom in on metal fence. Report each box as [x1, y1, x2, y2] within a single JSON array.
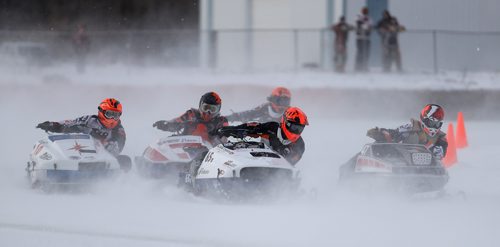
[[211, 29, 500, 72], [0, 29, 499, 72]]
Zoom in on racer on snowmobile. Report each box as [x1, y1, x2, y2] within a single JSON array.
[[153, 92, 229, 146], [36, 98, 126, 157], [219, 106, 308, 165], [226, 87, 291, 123], [366, 104, 448, 159]]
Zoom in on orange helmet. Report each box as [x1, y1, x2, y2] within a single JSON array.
[[420, 104, 444, 137], [97, 98, 122, 129], [199, 92, 222, 121], [268, 87, 291, 114], [280, 107, 308, 142]]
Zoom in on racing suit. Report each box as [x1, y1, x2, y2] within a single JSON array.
[[377, 15, 404, 72], [220, 122, 305, 165], [367, 118, 448, 159], [37, 115, 126, 156], [332, 20, 354, 73], [355, 13, 372, 72], [154, 108, 228, 146], [226, 103, 282, 123]]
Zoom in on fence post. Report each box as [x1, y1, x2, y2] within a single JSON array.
[[200, 0, 214, 69], [293, 29, 299, 71], [245, 0, 253, 71], [432, 30, 438, 74], [319, 29, 325, 69]]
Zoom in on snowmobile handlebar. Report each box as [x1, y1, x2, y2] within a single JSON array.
[[217, 128, 250, 139]]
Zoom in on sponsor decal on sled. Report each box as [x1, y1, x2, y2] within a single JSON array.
[[39, 152, 52, 160], [33, 144, 44, 155], [198, 168, 210, 175], [223, 160, 237, 167], [204, 152, 214, 163], [217, 168, 225, 178], [355, 157, 392, 173], [49, 134, 90, 142]]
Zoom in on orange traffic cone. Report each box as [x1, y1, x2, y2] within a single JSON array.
[[456, 112, 468, 149], [442, 123, 457, 168]]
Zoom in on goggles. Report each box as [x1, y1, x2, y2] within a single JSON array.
[[422, 117, 443, 129], [103, 110, 121, 120], [269, 96, 290, 107], [285, 119, 305, 134], [200, 103, 221, 115]]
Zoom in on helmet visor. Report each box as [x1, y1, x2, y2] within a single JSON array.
[[270, 96, 291, 107], [422, 117, 443, 129], [285, 119, 305, 134], [200, 103, 221, 115], [103, 110, 121, 120]]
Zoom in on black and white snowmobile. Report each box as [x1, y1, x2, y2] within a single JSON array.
[[179, 128, 301, 200], [339, 143, 449, 194], [26, 133, 131, 191], [135, 134, 211, 180]]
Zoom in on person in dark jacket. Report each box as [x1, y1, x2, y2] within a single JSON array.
[[153, 92, 228, 146], [332, 16, 354, 72], [355, 7, 373, 72], [226, 87, 291, 123], [72, 23, 91, 73], [376, 10, 405, 72], [36, 98, 126, 157], [219, 107, 308, 165], [366, 104, 448, 159]]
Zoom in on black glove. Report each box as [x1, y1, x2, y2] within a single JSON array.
[[90, 129, 109, 139], [367, 127, 389, 142], [218, 127, 248, 139], [153, 120, 171, 131], [36, 121, 60, 132]]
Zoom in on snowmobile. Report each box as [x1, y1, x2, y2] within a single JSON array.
[[339, 143, 449, 194], [178, 128, 301, 200], [135, 134, 211, 180], [26, 132, 131, 191]]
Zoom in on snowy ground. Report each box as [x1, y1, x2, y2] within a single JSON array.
[[1, 72, 500, 246]]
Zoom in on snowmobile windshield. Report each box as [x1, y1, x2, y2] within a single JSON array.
[[422, 117, 443, 129], [103, 110, 121, 120], [200, 103, 221, 115], [285, 119, 305, 134]]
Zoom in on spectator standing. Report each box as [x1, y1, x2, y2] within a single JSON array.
[[72, 24, 90, 73], [377, 10, 405, 72], [332, 16, 354, 73], [355, 7, 372, 72]]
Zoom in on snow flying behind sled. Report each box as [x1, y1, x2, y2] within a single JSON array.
[[339, 143, 449, 194], [27, 132, 131, 191], [179, 128, 301, 200]]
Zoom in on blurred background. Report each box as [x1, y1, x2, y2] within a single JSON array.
[[0, 0, 499, 72], [1, 2, 500, 247]]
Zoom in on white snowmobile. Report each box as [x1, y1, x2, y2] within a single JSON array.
[[135, 134, 211, 180], [179, 128, 301, 200], [26, 132, 131, 191], [339, 143, 449, 194]]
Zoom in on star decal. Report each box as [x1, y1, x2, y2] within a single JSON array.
[[68, 141, 88, 155]]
